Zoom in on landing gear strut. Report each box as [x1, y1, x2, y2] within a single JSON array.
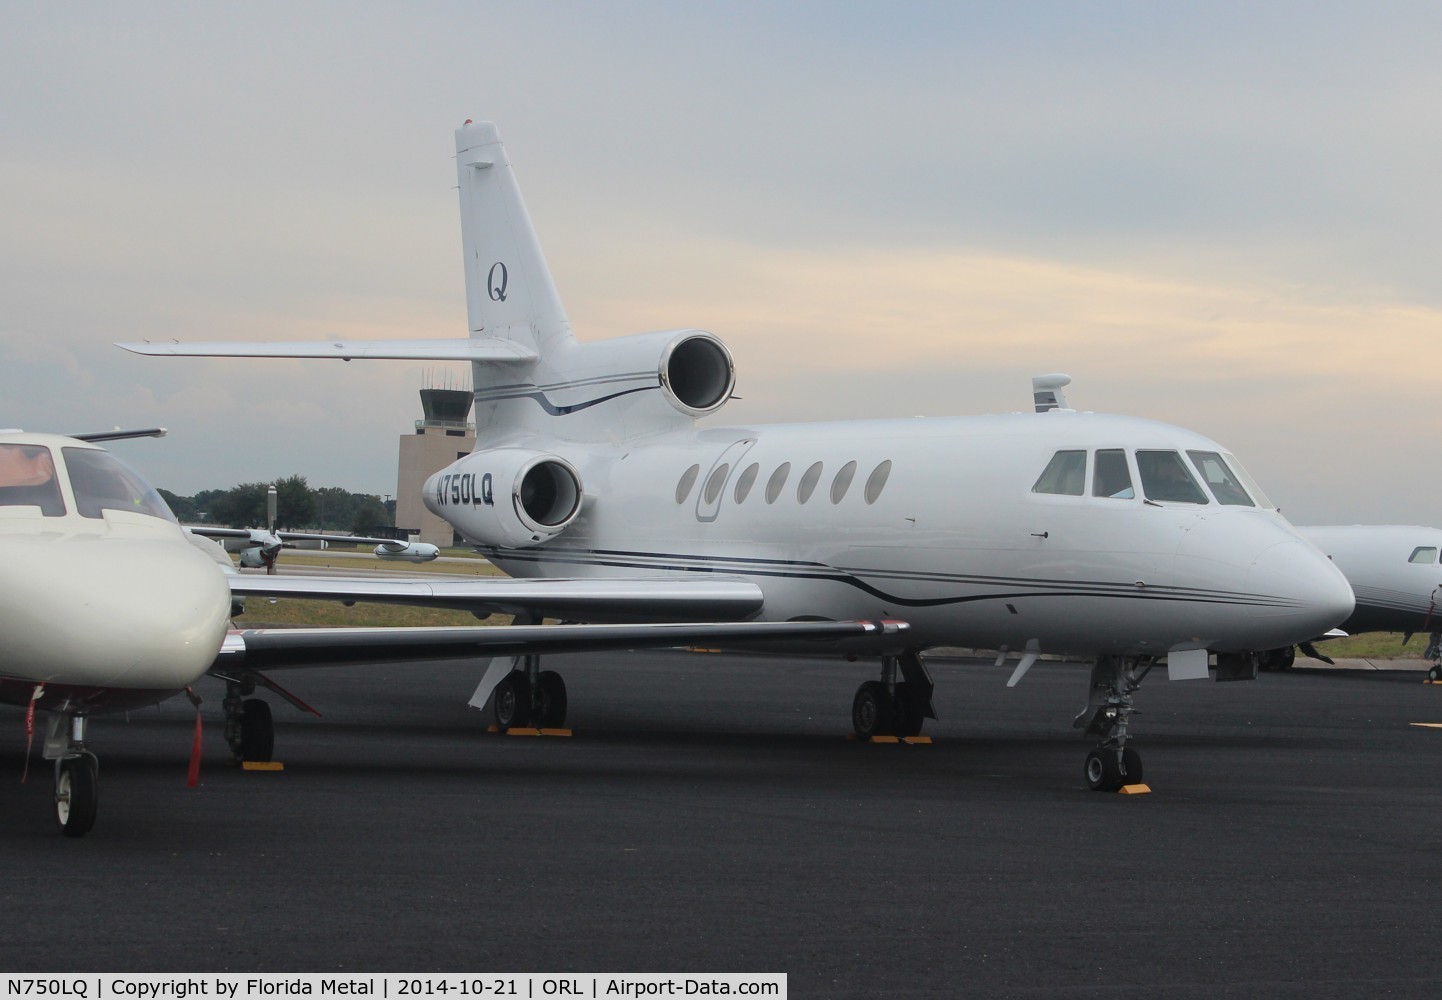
[[1424, 632, 1442, 682], [493, 654, 568, 729], [851, 651, 934, 741], [46, 713, 98, 837], [1074, 655, 1152, 791], [223, 678, 275, 763]]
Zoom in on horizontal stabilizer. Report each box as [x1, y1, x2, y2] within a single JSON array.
[[228, 574, 766, 623], [115, 338, 538, 363], [215, 619, 909, 671]]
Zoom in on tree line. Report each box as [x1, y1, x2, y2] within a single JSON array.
[[159, 474, 396, 535]]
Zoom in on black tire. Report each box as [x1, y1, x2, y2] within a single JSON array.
[[534, 670, 568, 728], [1084, 747, 1124, 792], [240, 698, 274, 762], [56, 754, 98, 838], [890, 682, 924, 737], [852, 681, 890, 741], [1261, 646, 1296, 671], [494, 673, 532, 729], [1119, 746, 1143, 785], [1429, 665, 1442, 682]]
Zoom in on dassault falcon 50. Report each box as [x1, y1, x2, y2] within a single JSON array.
[[1, 428, 880, 835], [121, 119, 1355, 793]]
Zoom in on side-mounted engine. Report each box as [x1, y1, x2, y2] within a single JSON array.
[[423, 449, 583, 548]]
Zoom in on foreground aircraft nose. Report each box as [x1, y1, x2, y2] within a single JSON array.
[[0, 530, 231, 691], [1244, 537, 1355, 643]]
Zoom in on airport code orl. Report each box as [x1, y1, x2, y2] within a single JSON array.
[[1, 982, 787, 999]]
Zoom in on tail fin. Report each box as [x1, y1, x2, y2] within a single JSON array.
[[456, 121, 574, 358]]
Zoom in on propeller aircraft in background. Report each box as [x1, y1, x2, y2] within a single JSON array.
[[191, 485, 438, 573]]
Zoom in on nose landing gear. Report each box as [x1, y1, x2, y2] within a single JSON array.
[[1074, 655, 1153, 792], [851, 651, 934, 741]]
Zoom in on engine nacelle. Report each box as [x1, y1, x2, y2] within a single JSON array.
[[423, 449, 583, 549], [657, 331, 735, 417], [374, 540, 440, 562]]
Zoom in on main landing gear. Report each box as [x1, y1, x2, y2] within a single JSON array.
[[222, 677, 275, 764], [492, 654, 569, 730], [851, 651, 935, 740], [1074, 655, 1153, 791], [46, 712, 98, 837], [1423, 632, 1442, 682]]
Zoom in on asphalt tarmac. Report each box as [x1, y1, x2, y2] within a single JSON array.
[[3, 651, 1441, 998]]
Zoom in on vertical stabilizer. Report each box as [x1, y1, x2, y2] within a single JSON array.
[[456, 121, 574, 357]]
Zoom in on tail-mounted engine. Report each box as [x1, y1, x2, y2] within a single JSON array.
[[423, 449, 583, 548], [658, 331, 735, 417]]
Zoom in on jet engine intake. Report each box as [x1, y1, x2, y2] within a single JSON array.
[[423, 449, 583, 548], [660, 331, 735, 416]]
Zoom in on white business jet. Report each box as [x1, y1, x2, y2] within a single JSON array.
[[1, 428, 879, 835], [120, 120, 1355, 793], [191, 485, 438, 571], [1281, 525, 1442, 678]]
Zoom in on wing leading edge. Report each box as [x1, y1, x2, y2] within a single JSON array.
[[228, 574, 767, 622], [115, 338, 539, 363]]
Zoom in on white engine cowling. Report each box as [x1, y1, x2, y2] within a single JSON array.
[[423, 449, 583, 548], [374, 540, 440, 562]]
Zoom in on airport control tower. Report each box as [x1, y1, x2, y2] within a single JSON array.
[[394, 384, 475, 547]]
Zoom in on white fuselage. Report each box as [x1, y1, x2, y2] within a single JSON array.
[[428, 410, 1354, 659], [1300, 525, 1442, 635], [0, 434, 233, 713]]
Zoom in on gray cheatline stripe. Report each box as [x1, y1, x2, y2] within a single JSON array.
[[479, 546, 1304, 610]]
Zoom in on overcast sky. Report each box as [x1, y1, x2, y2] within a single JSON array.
[[4, 1, 1441, 524]]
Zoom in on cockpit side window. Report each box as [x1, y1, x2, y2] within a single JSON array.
[[1136, 450, 1208, 504], [62, 447, 177, 522], [1186, 450, 1255, 507], [1092, 449, 1134, 499], [1032, 450, 1087, 496], [1408, 546, 1437, 565], [0, 444, 66, 516]]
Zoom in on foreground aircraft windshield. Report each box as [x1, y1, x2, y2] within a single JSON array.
[[62, 447, 177, 522], [0, 444, 65, 515]]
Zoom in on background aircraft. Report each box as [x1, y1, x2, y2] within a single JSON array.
[[0, 428, 882, 836], [1270, 525, 1442, 679], [190, 484, 438, 571], [121, 120, 1356, 793]]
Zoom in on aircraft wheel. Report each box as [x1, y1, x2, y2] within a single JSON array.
[[56, 754, 99, 838], [493, 673, 532, 729], [534, 670, 567, 728], [1119, 746, 1143, 785], [1260, 646, 1296, 671], [852, 681, 890, 741], [240, 699, 274, 762], [1084, 747, 1124, 792], [1429, 665, 1442, 682], [890, 681, 924, 737]]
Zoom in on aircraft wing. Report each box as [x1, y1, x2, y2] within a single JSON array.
[[214, 619, 908, 671], [115, 338, 538, 363], [228, 574, 767, 622]]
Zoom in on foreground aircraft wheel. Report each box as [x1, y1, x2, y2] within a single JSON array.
[[240, 699, 275, 762], [494, 673, 532, 729], [534, 670, 568, 728], [890, 682, 924, 738], [852, 681, 890, 741], [55, 754, 99, 838], [1084, 748, 1124, 793], [1260, 647, 1296, 671], [1429, 665, 1442, 682], [1119, 746, 1143, 785]]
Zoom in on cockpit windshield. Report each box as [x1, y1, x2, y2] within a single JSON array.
[[0, 444, 66, 516], [62, 447, 177, 522], [1186, 450, 1255, 507], [1136, 450, 1209, 504]]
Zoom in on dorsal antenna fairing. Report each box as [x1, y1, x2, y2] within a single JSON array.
[[1032, 374, 1073, 413]]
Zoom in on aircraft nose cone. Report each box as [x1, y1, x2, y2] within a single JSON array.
[[0, 529, 231, 691], [1245, 538, 1355, 642]]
